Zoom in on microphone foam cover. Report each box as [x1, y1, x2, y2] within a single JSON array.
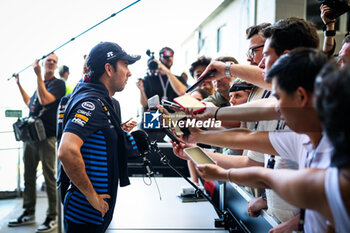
[[130, 130, 150, 153]]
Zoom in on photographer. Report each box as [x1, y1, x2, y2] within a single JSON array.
[[137, 47, 187, 141], [9, 53, 66, 232]]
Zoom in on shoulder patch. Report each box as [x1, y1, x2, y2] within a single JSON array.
[[81, 101, 95, 111]]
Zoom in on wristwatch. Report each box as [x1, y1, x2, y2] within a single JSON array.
[[225, 62, 233, 78]]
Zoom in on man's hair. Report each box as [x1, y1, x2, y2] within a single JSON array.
[[246, 23, 271, 39], [215, 56, 238, 64], [189, 56, 211, 77], [59, 65, 69, 77], [191, 88, 210, 100], [90, 60, 117, 82], [262, 17, 320, 56], [159, 47, 174, 56], [342, 34, 350, 44], [266, 47, 328, 94], [315, 62, 350, 168]]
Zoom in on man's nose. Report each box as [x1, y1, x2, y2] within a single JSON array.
[[258, 57, 265, 69]]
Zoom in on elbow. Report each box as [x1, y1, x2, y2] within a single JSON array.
[[58, 145, 71, 165], [39, 99, 52, 106]]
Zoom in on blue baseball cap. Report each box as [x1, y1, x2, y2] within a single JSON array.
[[87, 41, 141, 72]]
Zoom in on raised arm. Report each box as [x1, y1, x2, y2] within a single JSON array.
[[14, 74, 30, 107], [136, 79, 148, 109], [33, 60, 57, 106], [196, 97, 280, 122], [198, 61, 270, 90], [157, 60, 187, 95], [186, 128, 278, 156], [196, 165, 331, 223], [320, 4, 336, 56]]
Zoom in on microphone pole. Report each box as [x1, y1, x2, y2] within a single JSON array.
[[8, 0, 141, 81], [149, 140, 247, 233]]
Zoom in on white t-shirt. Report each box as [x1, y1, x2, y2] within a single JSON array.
[[325, 167, 350, 233], [265, 155, 299, 222], [269, 131, 333, 233]]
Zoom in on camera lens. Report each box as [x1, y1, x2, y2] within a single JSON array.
[[148, 59, 158, 70]]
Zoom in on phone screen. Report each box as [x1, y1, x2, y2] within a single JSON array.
[[148, 95, 160, 110], [184, 147, 215, 165]]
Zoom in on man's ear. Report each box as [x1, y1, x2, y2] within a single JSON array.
[[105, 63, 112, 77], [295, 86, 310, 107]]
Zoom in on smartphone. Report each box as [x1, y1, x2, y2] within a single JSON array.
[[148, 95, 160, 110], [178, 117, 191, 136], [183, 147, 216, 166], [121, 117, 133, 126], [173, 95, 206, 114], [163, 128, 180, 144]]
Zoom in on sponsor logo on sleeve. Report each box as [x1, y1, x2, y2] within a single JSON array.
[[77, 109, 92, 117], [81, 102, 95, 111], [74, 113, 89, 122], [72, 117, 86, 127]]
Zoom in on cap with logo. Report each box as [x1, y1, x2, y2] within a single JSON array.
[[159, 47, 174, 58], [87, 41, 141, 73]]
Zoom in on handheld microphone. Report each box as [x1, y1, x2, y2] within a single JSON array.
[[130, 130, 154, 177], [185, 69, 216, 93]]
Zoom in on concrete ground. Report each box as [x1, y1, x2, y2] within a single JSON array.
[[0, 190, 59, 233]]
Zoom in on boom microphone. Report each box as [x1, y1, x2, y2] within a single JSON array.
[[130, 130, 154, 177]]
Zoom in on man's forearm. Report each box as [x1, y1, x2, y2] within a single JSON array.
[[36, 76, 56, 106], [193, 128, 252, 151], [166, 72, 186, 95], [206, 151, 264, 169], [322, 21, 335, 54], [220, 166, 270, 188], [216, 98, 280, 122], [59, 149, 98, 200], [17, 82, 30, 107], [230, 64, 271, 90], [192, 129, 277, 156], [139, 89, 148, 109]]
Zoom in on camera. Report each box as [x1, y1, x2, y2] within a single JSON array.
[[146, 49, 158, 71], [318, 0, 350, 19]]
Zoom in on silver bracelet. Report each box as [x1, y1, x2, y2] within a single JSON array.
[[227, 169, 233, 183], [225, 62, 233, 78]]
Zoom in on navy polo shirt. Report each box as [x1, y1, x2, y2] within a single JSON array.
[[63, 98, 118, 225]]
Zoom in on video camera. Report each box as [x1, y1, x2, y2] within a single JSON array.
[[318, 0, 350, 19], [146, 49, 158, 71]]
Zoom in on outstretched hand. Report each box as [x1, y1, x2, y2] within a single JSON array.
[[247, 196, 267, 217], [171, 140, 197, 161], [196, 164, 225, 181], [197, 61, 226, 82], [193, 102, 218, 121]]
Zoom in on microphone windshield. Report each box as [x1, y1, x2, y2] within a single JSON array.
[[130, 130, 150, 154]]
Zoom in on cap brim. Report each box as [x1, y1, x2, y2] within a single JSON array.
[[120, 54, 141, 64]]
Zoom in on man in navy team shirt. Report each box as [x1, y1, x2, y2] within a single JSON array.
[[58, 42, 140, 233]]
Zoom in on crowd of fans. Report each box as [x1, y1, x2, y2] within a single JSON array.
[[8, 3, 350, 233]]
